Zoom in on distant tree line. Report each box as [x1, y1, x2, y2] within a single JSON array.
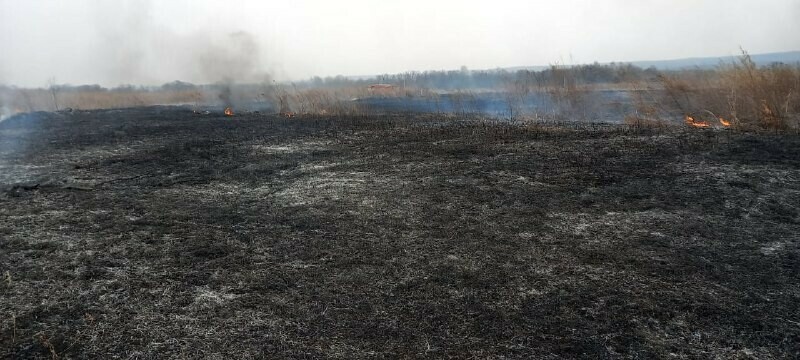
[[297, 63, 665, 90]]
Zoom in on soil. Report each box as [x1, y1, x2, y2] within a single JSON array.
[[1, 107, 799, 358]]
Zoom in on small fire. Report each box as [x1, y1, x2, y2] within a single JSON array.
[[224, 107, 234, 116], [719, 117, 731, 127], [283, 111, 296, 118], [685, 115, 710, 128]]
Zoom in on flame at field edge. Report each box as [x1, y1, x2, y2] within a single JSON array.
[[684, 115, 710, 128]]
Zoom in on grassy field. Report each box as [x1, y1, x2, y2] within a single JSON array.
[[1, 108, 799, 358]]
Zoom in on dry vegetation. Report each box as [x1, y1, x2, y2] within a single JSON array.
[[0, 88, 205, 113], [649, 52, 800, 130], [2, 52, 798, 129], [1, 108, 799, 358]]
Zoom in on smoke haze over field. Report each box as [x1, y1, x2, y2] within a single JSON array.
[[0, 0, 798, 87]]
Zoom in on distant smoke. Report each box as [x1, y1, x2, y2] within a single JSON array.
[[197, 32, 264, 108], [91, 2, 270, 87], [218, 81, 233, 108], [96, 29, 270, 86], [0, 107, 11, 122], [0, 90, 12, 122], [83, 1, 274, 109], [198, 31, 262, 83]]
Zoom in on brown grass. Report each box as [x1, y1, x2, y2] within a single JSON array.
[[659, 51, 800, 130], [0, 88, 206, 113], [281, 86, 367, 116]]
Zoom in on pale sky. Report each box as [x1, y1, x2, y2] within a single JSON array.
[[1, 0, 798, 87]]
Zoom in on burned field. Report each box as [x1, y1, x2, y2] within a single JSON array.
[[1, 107, 799, 358]]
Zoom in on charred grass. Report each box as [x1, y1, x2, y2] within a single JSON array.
[[1, 108, 799, 358]]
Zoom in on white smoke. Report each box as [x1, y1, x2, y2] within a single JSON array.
[[0, 107, 11, 122], [87, 1, 271, 86], [0, 90, 13, 122]]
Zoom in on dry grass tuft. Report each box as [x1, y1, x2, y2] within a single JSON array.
[[659, 51, 800, 130]]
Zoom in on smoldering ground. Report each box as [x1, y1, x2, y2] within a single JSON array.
[[1, 109, 799, 358], [96, 27, 272, 109]]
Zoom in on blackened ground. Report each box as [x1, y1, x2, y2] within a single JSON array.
[[1, 107, 799, 359]]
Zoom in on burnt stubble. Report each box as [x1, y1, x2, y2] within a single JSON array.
[[1, 107, 799, 358]]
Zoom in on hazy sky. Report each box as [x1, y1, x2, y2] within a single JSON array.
[[1, 0, 798, 87]]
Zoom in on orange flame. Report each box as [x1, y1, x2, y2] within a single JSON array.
[[719, 117, 731, 127], [224, 107, 234, 116], [685, 115, 710, 128], [283, 111, 295, 118]]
